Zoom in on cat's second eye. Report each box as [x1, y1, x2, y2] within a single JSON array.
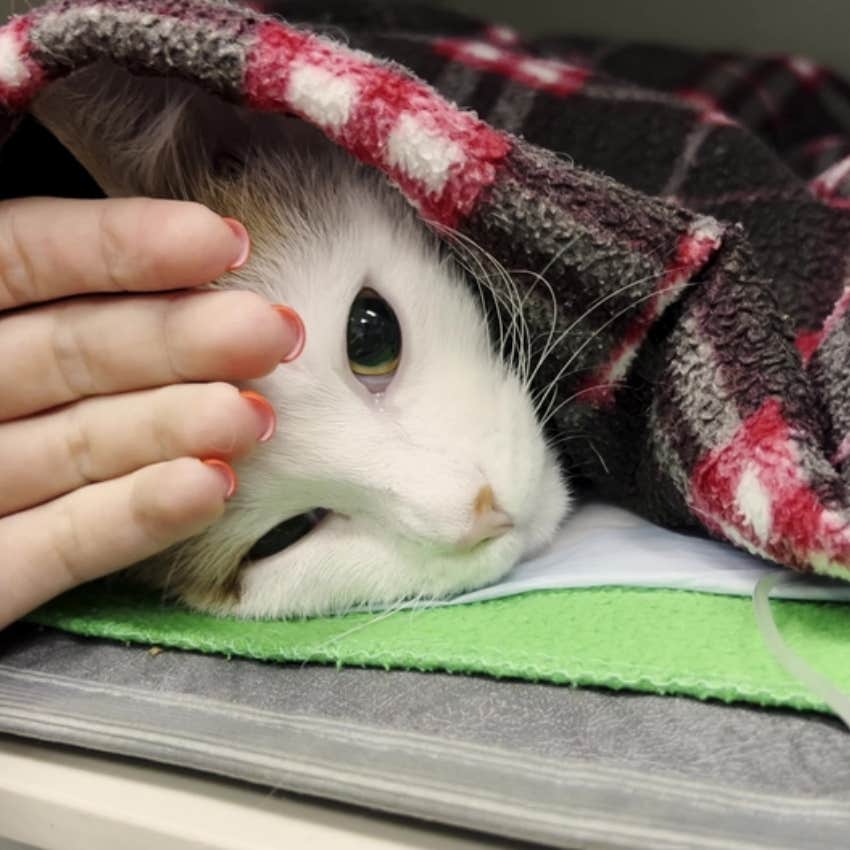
[[347, 288, 402, 393]]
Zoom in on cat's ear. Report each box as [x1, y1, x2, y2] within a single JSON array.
[[31, 60, 325, 203], [31, 61, 215, 199]]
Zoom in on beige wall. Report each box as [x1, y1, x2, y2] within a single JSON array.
[[444, 0, 850, 76], [2, 0, 848, 76], [1, 1, 30, 21]]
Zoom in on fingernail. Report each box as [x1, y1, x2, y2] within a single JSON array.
[[240, 390, 277, 442], [202, 458, 238, 500], [273, 304, 306, 363], [222, 217, 251, 270]]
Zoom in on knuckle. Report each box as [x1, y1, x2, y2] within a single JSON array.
[[0, 203, 39, 306], [49, 309, 99, 398], [159, 296, 192, 383], [98, 198, 168, 292], [64, 404, 97, 485], [149, 393, 177, 462], [96, 201, 141, 291], [49, 500, 88, 588]]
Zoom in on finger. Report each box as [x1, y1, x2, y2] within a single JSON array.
[[0, 382, 275, 515], [0, 457, 236, 629], [0, 289, 302, 420], [0, 197, 249, 310]]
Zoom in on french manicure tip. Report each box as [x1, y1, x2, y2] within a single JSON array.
[[239, 390, 277, 442], [272, 305, 306, 362], [222, 217, 251, 270], [202, 458, 238, 500]]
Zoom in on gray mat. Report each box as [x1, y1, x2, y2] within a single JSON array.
[[1, 623, 849, 849]]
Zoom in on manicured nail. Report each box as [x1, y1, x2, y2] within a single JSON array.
[[222, 217, 251, 270], [202, 458, 238, 500], [273, 304, 306, 363], [240, 390, 277, 442]]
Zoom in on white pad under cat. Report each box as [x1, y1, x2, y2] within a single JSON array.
[[401, 503, 850, 610]]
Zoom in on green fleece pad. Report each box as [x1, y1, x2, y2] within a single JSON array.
[[26, 584, 850, 716]]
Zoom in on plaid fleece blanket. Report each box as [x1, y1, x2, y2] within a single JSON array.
[[4, 0, 850, 583]]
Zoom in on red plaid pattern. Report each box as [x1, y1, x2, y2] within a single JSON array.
[[3, 0, 850, 584]]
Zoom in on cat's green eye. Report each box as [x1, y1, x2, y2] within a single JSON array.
[[347, 288, 402, 390]]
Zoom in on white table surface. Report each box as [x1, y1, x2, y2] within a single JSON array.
[[0, 735, 501, 850]]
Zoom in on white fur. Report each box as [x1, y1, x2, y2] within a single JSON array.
[[32, 64, 570, 618], [221, 191, 568, 616]]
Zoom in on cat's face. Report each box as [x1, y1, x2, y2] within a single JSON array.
[[178, 175, 569, 617], [33, 66, 570, 617]]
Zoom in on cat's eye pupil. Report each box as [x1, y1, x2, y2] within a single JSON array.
[[347, 288, 402, 387]]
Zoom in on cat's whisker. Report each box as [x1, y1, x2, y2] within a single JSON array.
[[531, 270, 675, 420], [528, 261, 679, 405], [483, 247, 554, 389], [465, 248, 529, 378], [433, 224, 535, 383], [527, 230, 587, 300], [428, 226, 692, 434], [486, 261, 563, 390], [510, 266, 561, 392], [547, 430, 604, 449], [541, 381, 621, 426], [444, 238, 511, 362], [309, 596, 414, 652], [584, 436, 612, 475], [533, 271, 700, 424], [510, 229, 666, 390]]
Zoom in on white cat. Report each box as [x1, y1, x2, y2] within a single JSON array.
[[33, 64, 569, 618]]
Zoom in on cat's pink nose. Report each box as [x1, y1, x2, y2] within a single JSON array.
[[457, 485, 514, 550]]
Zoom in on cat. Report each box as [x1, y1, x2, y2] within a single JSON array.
[[32, 62, 569, 618]]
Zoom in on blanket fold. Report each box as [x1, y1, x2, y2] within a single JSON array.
[[4, 0, 850, 582]]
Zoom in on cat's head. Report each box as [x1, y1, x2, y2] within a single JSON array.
[[33, 64, 569, 617]]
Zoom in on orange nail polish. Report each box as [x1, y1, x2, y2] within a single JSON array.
[[222, 217, 251, 270], [272, 304, 305, 362], [240, 390, 277, 442], [202, 458, 238, 499]]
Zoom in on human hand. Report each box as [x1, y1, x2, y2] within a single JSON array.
[[0, 197, 303, 628]]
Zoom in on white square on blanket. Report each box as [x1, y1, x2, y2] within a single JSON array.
[[386, 112, 465, 195], [287, 62, 358, 131], [0, 29, 27, 88]]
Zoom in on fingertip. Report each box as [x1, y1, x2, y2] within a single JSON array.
[[139, 457, 230, 540], [179, 290, 303, 378], [145, 201, 250, 288], [273, 304, 306, 363], [201, 458, 238, 499], [221, 218, 251, 271]]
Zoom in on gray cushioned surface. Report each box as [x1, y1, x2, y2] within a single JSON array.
[[1, 623, 848, 849]]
